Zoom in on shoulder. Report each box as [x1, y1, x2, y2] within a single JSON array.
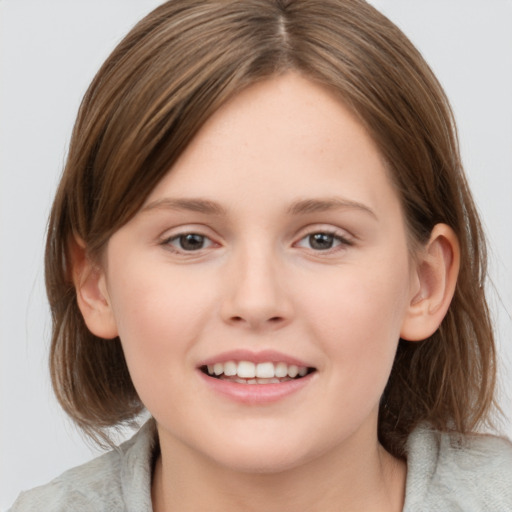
[[404, 424, 512, 512], [8, 420, 157, 512]]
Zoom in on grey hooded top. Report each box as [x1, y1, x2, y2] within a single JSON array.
[[9, 420, 512, 511]]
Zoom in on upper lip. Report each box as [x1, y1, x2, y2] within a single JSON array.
[[198, 349, 313, 368]]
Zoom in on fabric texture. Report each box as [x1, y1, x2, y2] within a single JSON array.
[[403, 425, 512, 511], [9, 420, 157, 512], [9, 421, 512, 511]]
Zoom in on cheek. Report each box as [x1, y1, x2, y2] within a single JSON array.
[[108, 256, 212, 335], [299, 261, 411, 381], [105, 262, 215, 391]]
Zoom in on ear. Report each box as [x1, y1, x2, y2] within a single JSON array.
[[400, 224, 460, 341], [70, 236, 119, 339]]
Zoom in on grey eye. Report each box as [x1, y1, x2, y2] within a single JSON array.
[[308, 233, 336, 250], [295, 231, 351, 252], [167, 233, 213, 251], [179, 234, 205, 250]]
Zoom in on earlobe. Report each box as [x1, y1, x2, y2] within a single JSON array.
[[70, 236, 118, 339], [400, 224, 460, 342]]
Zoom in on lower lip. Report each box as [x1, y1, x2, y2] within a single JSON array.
[[198, 370, 315, 404]]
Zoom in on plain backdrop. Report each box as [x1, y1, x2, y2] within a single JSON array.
[[1, 1, 511, 509]]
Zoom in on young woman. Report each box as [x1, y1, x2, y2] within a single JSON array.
[[9, 1, 512, 510]]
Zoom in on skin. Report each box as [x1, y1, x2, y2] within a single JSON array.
[[76, 72, 460, 511]]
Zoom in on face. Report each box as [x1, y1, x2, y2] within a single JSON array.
[[99, 73, 420, 473]]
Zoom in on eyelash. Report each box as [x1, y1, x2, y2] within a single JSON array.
[[162, 233, 216, 253], [160, 229, 353, 255], [295, 230, 353, 253]]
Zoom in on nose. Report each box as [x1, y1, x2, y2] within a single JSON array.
[[220, 246, 293, 331]]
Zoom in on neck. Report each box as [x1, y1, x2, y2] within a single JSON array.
[[152, 425, 406, 512]]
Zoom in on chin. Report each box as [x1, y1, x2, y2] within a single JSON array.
[[202, 435, 319, 475]]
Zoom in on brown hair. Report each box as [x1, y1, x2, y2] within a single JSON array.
[[46, 0, 497, 455]]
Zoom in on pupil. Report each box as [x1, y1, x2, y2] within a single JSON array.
[[180, 234, 204, 250], [309, 233, 333, 250]]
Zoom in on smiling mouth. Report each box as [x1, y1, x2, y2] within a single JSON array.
[[200, 360, 316, 384]]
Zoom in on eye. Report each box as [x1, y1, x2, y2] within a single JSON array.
[[295, 231, 352, 251], [163, 233, 215, 252]]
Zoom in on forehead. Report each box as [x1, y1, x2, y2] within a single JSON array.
[[144, 73, 401, 222]]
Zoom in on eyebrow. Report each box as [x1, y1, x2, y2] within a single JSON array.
[[286, 197, 377, 218], [141, 198, 227, 216], [141, 196, 376, 219]]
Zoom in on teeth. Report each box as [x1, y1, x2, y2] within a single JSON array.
[[275, 362, 288, 378], [204, 360, 310, 381], [256, 362, 274, 378], [223, 361, 237, 376], [258, 378, 281, 384], [237, 361, 256, 378], [287, 365, 299, 378]]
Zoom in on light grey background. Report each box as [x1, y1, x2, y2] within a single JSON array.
[[1, 1, 511, 509]]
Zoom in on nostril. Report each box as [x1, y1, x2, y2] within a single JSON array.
[[226, 314, 288, 328], [230, 316, 282, 323]]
